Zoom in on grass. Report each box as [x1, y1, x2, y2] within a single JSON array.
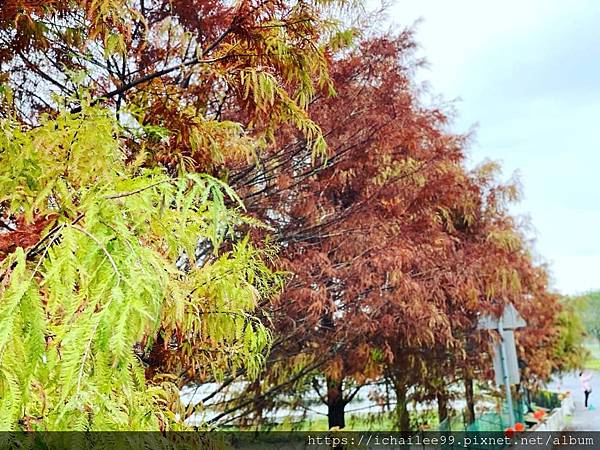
[[266, 414, 397, 431], [584, 359, 600, 370], [262, 409, 439, 431]]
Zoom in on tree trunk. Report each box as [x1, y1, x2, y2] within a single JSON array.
[[465, 377, 475, 425], [393, 381, 410, 431], [437, 391, 449, 424], [326, 378, 346, 429]]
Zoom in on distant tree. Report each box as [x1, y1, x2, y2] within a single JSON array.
[[550, 298, 588, 372], [570, 292, 600, 348]]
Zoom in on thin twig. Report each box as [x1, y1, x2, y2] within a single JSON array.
[[104, 179, 170, 199]]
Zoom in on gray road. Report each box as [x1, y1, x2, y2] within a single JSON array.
[[548, 371, 600, 431]]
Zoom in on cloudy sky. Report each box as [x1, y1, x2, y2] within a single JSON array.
[[384, 0, 600, 295]]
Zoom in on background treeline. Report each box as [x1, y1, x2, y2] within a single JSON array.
[[565, 291, 600, 358], [0, 0, 586, 431]]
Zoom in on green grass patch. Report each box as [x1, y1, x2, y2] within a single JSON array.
[[584, 359, 600, 370], [259, 409, 440, 431], [582, 339, 600, 370]]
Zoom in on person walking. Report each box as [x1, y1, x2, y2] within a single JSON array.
[[579, 371, 593, 409]]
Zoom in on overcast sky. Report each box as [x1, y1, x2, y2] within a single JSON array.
[[384, 0, 600, 295]]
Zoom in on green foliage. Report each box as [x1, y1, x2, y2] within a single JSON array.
[[553, 297, 588, 372], [0, 104, 280, 430], [571, 291, 600, 345]]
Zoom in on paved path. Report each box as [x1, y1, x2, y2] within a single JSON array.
[[548, 371, 600, 430]]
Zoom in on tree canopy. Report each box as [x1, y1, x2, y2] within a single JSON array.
[[0, 102, 283, 430], [0, 0, 584, 433]]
